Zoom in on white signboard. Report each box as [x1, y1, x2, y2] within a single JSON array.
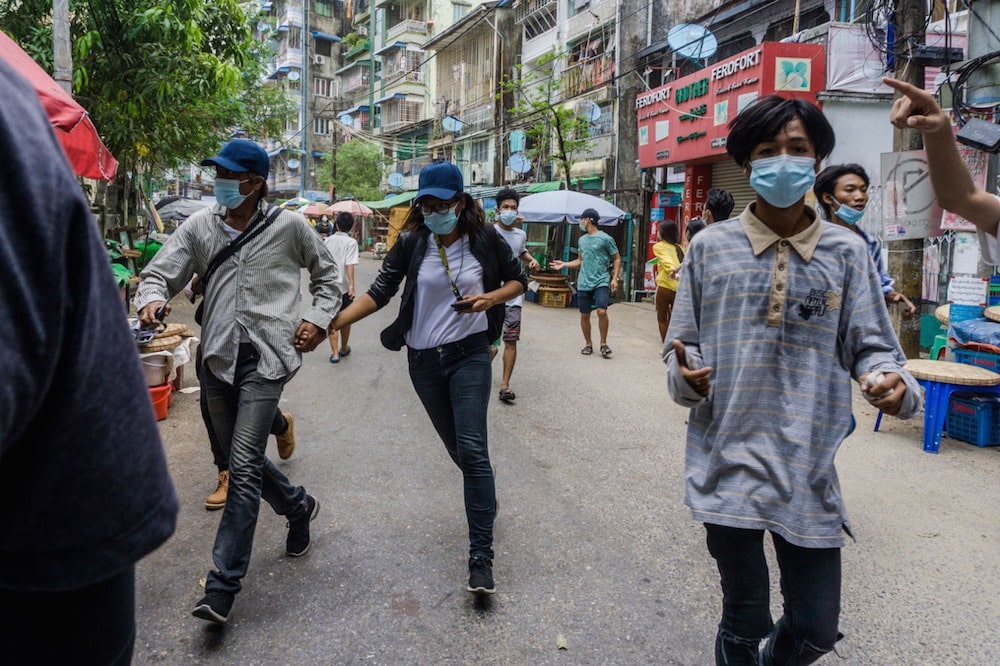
[[880, 150, 942, 240]]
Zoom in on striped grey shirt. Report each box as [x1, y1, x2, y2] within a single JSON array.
[[664, 205, 921, 548], [136, 200, 341, 383]]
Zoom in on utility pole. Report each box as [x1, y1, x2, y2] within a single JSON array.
[[301, 0, 310, 197], [887, 0, 926, 358], [52, 0, 72, 93]]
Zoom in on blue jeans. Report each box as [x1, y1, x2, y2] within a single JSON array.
[[407, 332, 495, 561], [705, 523, 841, 666], [203, 344, 309, 595]]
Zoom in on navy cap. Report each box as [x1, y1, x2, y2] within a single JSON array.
[[201, 139, 270, 179], [416, 161, 463, 202], [581, 208, 600, 223]]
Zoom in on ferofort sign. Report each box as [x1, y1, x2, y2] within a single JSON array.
[[637, 42, 826, 168]]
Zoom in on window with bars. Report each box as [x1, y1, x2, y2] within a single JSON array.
[[314, 117, 331, 135], [469, 139, 489, 163], [314, 77, 334, 97]]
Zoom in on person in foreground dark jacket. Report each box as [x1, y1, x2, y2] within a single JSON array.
[[0, 60, 178, 663], [330, 161, 526, 596]]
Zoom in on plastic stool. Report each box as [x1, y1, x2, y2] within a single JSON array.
[[929, 334, 948, 361]]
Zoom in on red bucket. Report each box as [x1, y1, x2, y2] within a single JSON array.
[[149, 383, 173, 421]]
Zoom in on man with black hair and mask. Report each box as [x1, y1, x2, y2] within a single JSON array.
[[136, 139, 340, 625], [663, 95, 922, 666]]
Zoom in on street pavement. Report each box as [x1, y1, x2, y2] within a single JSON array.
[[135, 253, 1000, 664]]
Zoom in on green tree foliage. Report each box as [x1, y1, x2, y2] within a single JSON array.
[[499, 48, 594, 189], [1, 0, 291, 207], [321, 138, 385, 202]]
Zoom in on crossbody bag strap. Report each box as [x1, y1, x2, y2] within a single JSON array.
[[201, 204, 281, 289]]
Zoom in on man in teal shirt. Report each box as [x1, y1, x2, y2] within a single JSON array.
[[550, 208, 621, 358]]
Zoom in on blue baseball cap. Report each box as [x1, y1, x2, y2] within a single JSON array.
[[415, 161, 463, 202], [201, 139, 270, 179]]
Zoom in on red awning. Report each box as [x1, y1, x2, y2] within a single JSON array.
[[0, 30, 118, 181]]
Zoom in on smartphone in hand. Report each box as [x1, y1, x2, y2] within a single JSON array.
[[451, 300, 473, 311]]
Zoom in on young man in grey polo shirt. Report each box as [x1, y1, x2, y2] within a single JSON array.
[[664, 96, 922, 665]]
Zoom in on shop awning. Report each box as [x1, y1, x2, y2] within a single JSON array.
[[361, 190, 417, 209], [525, 176, 601, 193], [374, 41, 408, 56], [311, 31, 341, 42], [336, 60, 370, 74], [374, 92, 407, 105]]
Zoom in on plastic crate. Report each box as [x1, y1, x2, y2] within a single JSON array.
[[946, 394, 1000, 447], [538, 286, 571, 308], [953, 348, 1000, 373]]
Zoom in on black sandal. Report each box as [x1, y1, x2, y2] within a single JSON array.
[[600, 345, 612, 358], [499, 388, 516, 402], [581, 345, 593, 355]]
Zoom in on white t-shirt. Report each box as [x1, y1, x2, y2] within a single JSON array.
[[495, 224, 527, 307], [323, 231, 360, 295], [404, 234, 487, 350], [975, 194, 1000, 265]]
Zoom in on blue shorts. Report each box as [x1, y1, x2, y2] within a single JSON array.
[[577, 285, 610, 313]]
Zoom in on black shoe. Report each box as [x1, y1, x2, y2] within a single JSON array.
[[192, 590, 234, 624], [286, 495, 320, 557], [467, 556, 496, 594]]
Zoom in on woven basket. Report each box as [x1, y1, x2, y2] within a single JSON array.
[[155, 322, 193, 339], [905, 359, 1000, 386], [985, 306, 1000, 323], [139, 335, 183, 353], [934, 304, 950, 326]]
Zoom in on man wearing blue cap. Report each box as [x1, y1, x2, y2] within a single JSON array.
[[136, 138, 341, 624]]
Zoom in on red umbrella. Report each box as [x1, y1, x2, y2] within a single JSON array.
[[0, 30, 118, 181]]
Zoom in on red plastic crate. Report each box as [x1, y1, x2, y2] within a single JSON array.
[[946, 394, 1000, 447]]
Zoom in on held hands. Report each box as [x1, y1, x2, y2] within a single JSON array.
[[860, 370, 907, 416], [883, 77, 951, 136], [294, 321, 326, 352], [672, 339, 712, 397], [139, 301, 170, 327]]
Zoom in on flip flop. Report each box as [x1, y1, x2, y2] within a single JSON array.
[[329, 355, 340, 363], [499, 388, 516, 402], [600, 345, 612, 358], [581, 345, 593, 355], [339, 346, 351, 357]]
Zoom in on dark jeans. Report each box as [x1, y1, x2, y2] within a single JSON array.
[[203, 344, 309, 595], [195, 345, 287, 471], [0, 566, 135, 665], [408, 332, 495, 561], [705, 523, 841, 666]]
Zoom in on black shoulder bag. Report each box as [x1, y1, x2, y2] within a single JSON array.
[[193, 205, 282, 325]]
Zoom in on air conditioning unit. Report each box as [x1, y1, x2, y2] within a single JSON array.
[[312, 54, 327, 66], [356, 26, 368, 37]]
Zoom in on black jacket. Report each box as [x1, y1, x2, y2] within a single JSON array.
[[368, 224, 528, 351]]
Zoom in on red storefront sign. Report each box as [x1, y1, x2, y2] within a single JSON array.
[[636, 42, 826, 168], [683, 165, 711, 222]]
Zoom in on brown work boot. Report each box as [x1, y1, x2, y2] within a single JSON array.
[[276, 412, 296, 460], [205, 470, 228, 511]]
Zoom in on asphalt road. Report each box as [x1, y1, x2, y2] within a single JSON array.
[[135, 253, 1000, 665]]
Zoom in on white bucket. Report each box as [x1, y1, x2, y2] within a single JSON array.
[[141, 355, 168, 387]]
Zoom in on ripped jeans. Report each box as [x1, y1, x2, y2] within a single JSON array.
[[705, 523, 842, 666]]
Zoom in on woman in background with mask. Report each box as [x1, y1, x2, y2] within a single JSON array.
[[814, 164, 917, 317], [329, 161, 527, 596]]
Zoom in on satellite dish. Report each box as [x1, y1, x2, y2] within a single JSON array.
[[387, 173, 404, 188], [338, 113, 354, 126], [287, 70, 301, 81], [442, 115, 465, 133], [509, 130, 526, 154], [573, 100, 602, 122], [508, 154, 532, 174], [667, 23, 718, 61], [287, 158, 300, 169]]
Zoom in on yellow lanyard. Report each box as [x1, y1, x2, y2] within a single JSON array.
[[435, 234, 462, 300]]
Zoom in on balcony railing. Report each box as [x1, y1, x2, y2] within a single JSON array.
[[384, 68, 424, 85], [344, 39, 371, 59], [387, 19, 427, 41]]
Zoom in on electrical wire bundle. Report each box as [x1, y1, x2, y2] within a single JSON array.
[[947, 49, 1000, 126], [863, 0, 934, 68]]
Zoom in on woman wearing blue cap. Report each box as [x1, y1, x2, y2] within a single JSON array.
[[330, 161, 527, 595]]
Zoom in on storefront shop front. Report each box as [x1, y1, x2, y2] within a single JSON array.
[[637, 41, 826, 228]]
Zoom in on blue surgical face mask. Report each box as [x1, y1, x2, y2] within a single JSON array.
[[579, 219, 589, 231], [424, 207, 458, 235], [833, 201, 865, 225], [748, 155, 817, 209], [498, 210, 518, 226], [214, 178, 249, 209]]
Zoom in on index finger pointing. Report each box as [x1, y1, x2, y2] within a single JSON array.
[[882, 76, 922, 97]]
